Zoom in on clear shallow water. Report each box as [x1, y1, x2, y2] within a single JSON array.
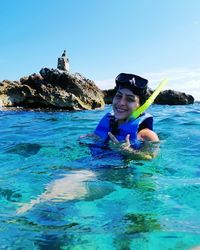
[[0, 103, 200, 250]]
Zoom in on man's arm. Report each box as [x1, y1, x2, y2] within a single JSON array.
[[137, 128, 159, 142]]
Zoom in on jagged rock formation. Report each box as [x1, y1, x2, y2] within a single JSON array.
[[0, 67, 195, 110], [0, 68, 104, 110], [103, 88, 194, 105]]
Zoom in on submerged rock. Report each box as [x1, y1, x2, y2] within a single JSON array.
[[103, 88, 194, 105], [0, 68, 104, 110], [6, 143, 42, 157]]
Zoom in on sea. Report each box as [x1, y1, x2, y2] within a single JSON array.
[[0, 103, 200, 250]]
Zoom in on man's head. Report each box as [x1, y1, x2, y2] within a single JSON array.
[[112, 73, 149, 120], [115, 73, 148, 105]]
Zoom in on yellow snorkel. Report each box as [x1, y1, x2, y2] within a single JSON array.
[[132, 79, 168, 119]]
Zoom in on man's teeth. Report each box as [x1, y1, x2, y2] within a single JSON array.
[[117, 108, 127, 112]]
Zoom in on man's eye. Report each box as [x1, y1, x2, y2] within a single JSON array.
[[127, 98, 136, 102], [115, 94, 122, 99]]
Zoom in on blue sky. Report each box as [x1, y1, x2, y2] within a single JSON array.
[[1, 0, 200, 100]]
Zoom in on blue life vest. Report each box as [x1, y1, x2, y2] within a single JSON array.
[[94, 112, 153, 149]]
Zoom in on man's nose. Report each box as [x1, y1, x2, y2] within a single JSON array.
[[119, 95, 126, 105]]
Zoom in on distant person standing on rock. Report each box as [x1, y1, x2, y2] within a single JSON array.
[[62, 50, 66, 57]]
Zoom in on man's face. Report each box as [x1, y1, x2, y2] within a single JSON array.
[[112, 88, 140, 120]]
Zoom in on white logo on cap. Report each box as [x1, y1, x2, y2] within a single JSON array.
[[131, 77, 136, 86]]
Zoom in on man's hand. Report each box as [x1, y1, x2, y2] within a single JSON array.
[[108, 132, 131, 150], [108, 132, 153, 160]]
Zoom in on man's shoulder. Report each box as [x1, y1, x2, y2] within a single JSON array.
[[137, 128, 159, 142]]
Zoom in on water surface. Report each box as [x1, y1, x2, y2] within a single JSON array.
[[0, 103, 200, 249]]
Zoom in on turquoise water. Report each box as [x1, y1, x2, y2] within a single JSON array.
[[0, 103, 200, 250]]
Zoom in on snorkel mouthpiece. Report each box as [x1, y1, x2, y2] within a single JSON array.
[[132, 79, 168, 119]]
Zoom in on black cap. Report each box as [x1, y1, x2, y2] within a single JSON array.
[[115, 73, 148, 96]]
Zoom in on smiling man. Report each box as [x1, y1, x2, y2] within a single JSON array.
[[93, 73, 159, 159]]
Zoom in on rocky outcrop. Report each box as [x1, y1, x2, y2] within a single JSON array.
[[103, 88, 194, 105], [153, 89, 194, 105], [0, 68, 195, 110], [103, 88, 117, 104], [0, 68, 104, 110]]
